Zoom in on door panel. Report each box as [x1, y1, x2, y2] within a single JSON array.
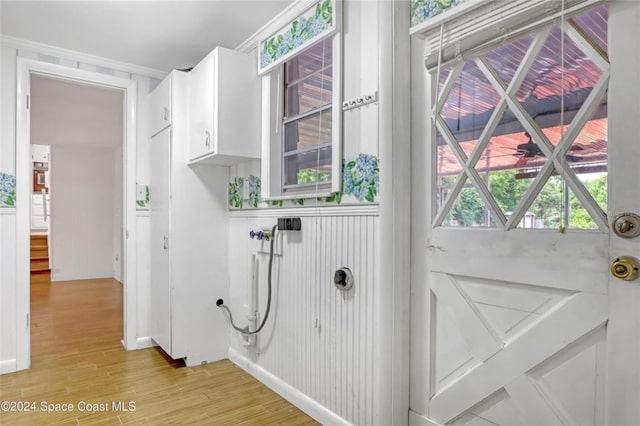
[[430, 277, 606, 423], [411, 2, 639, 425], [149, 128, 171, 354], [429, 228, 608, 293]]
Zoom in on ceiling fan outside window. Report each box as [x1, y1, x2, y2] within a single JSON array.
[[511, 132, 583, 168]]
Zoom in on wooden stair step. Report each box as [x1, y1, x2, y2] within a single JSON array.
[[31, 246, 49, 256], [30, 234, 50, 283], [31, 258, 50, 270]]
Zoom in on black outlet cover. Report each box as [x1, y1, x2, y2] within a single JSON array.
[[277, 217, 302, 231]]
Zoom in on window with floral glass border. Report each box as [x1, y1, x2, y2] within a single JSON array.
[[260, 30, 342, 200]]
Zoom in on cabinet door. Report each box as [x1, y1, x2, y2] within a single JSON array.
[[188, 51, 215, 161], [149, 128, 172, 354], [149, 76, 171, 137]]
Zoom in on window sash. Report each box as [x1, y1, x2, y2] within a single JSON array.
[[283, 141, 332, 158], [283, 103, 332, 125], [281, 39, 333, 192], [260, 33, 341, 201]]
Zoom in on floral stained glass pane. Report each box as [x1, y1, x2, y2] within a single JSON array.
[[259, 0, 333, 70], [411, 0, 469, 27]]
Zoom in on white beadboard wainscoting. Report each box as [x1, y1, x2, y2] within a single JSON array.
[[227, 207, 383, 425], [0, 209, 18, 373], [135, 210, 154, 349]]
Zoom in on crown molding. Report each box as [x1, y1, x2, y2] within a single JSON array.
[[0, 35, 167, 80]]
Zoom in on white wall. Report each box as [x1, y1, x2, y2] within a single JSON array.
[[50, 145, 115, 281], [113, 145, 123, 282]]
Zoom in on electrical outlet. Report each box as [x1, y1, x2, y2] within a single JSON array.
[[277, 217, 302, 231]]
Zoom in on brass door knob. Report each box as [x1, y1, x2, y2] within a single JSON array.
[[611, 256, 640, 281]]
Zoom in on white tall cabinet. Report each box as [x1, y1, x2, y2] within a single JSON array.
[[148, 70, 229, 366]]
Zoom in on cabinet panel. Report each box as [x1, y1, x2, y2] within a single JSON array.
[[187, 47, 260, 165], [149, 76, 171, 137], [149, 127, 172, 354], [188, 52, 215, 160]]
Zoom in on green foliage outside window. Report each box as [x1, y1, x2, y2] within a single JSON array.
[[442, 171, 607, 229], [297, 169, 331, 184]]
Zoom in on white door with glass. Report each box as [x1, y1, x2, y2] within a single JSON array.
[[411, 2, 640, 425]]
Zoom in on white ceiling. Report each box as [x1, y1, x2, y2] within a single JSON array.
[[0, 0, 293, 72], [5, 1, 294, 151], [30, 74, 124, 149]]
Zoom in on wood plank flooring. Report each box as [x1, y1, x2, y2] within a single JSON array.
[[0, 278, 317, 425]]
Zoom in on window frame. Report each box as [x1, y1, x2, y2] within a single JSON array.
[[261, 33, 342, 201]]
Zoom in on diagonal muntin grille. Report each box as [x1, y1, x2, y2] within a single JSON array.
[[433, 20, 610, 231]]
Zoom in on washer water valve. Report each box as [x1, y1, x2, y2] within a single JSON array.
[[334, 267, 354, 291], [249, 228, 272, 241]]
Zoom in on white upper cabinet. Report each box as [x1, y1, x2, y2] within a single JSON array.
[[149, 75, 172, 137], [187, 47, 260, 165]]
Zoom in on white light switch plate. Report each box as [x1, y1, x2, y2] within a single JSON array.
[[136, 184, 146, 201]]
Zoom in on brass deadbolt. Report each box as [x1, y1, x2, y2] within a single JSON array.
[[610, 256, 640, 281]]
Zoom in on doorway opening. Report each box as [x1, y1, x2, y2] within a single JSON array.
[[16, 58, 138, 371], [28, 75, 125, 364]]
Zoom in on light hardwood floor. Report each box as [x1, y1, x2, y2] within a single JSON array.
[[0, 278, 317, 425]]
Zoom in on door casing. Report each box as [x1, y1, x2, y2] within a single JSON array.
[[15, 58, 138, 370]]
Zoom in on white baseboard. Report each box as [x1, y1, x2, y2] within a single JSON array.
[[228, 348, 349, 426], [0, 358, 17, 374], [409, 409, 443, 426], [136, 337, 156, 349]]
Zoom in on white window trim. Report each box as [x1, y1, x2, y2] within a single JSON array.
[[261, 32, 342, 201]]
